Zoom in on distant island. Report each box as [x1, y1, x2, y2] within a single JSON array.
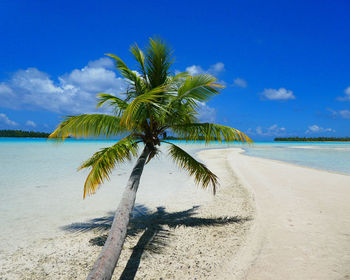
[[274, 137, 350, 142], [0, 130, 50, 138]]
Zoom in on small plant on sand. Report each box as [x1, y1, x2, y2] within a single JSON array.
[[50, 37, 251, 280]]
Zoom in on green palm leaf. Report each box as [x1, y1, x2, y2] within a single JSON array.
[[105, 53, 129, 71], [165, 142, 218, 194], [79, 136, 139, 198], [145, 37, 173, 88], [106, 53, 145, 95], [163, 74, 223, 125], [170, 123, 252, 143], [162, 99, 198, 128], [130, 44, 147, 81], [177, 74, 223, 102], [49, 114, 127, 140], [120, 86, 171, 128], [96, 93, 129, 116]]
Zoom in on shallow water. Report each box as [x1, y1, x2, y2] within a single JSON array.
[[243, 142, 350, 175], [0, 139, 213, 252], [0, 139, 349, 254]]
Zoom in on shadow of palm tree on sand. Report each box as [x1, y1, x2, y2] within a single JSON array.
[[62, 205, 250, 280]]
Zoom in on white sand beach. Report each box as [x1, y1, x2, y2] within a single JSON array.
[[220, 148, 350, 280], [0, 146, 254, 280], [1, 147, 350, 279]]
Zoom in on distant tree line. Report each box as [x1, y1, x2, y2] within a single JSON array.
[[274, 137, 350, 142], [0, 130, 50, 138]]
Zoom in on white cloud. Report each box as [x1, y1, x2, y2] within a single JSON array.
[[326, 108, 337, 118], [0, 113, 18, 126], [306, 125, 335, 134], [248, 124, 286, 136], [0, 83, 16, 107], [60, 66, 125, 94], [260, 88, 295, 101], [185, 62, 225, 77], [197, 102, 216, 122], [87, 57, 114, 69], [1, 58, 220, 123], [25, 120, 36, 127], [337, 86, 350, 101], [233, 78, 247, 88], [339, 110, 350, 119], [0, 57, 128, 114], [0, 83, 14, 95], [327, 108, 350, 119], [208, 62, 225, 76], [185, 65, 204, 76]]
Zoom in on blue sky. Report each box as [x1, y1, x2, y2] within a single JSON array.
[[0, 0, 349, 140]]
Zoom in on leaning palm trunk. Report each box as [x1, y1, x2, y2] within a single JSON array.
[[86, 146, 151, 280]]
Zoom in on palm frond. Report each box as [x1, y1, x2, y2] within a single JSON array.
[[165, 142, 218, 194], [105, 53, 129, 71], [120, 86, 170, 128], [130, 44, 147, 81], [145, 38, 173, 88], [79, 137, 139, 198], [106, 53, 145, 95], [49, 114, 127, 140], [120, 69, 145, 91], [161, 99, 198, 128], [165, 72, 188, 85], [96, 93, 128, 116], [160, 74, 223, 127], [177, 74, 223, 103], [170, 123, 253, 144], [173, 72, 189, 80]]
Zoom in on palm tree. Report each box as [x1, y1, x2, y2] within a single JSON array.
[[49, 38, 252, 280]]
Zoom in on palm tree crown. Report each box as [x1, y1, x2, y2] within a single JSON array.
[[50, 37, 252, 198]]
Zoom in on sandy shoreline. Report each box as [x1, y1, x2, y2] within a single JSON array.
[[226, 148, 350, 280], [0, 148, 254, 279], [1, 147, 350, 279]]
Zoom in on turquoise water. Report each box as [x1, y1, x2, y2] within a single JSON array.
[[162, 140, 350, 175], [242, 142, 350, 175], [0, 138, 349, 253], [1, 138, 349, 175], [0, 138, 213, 252]]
